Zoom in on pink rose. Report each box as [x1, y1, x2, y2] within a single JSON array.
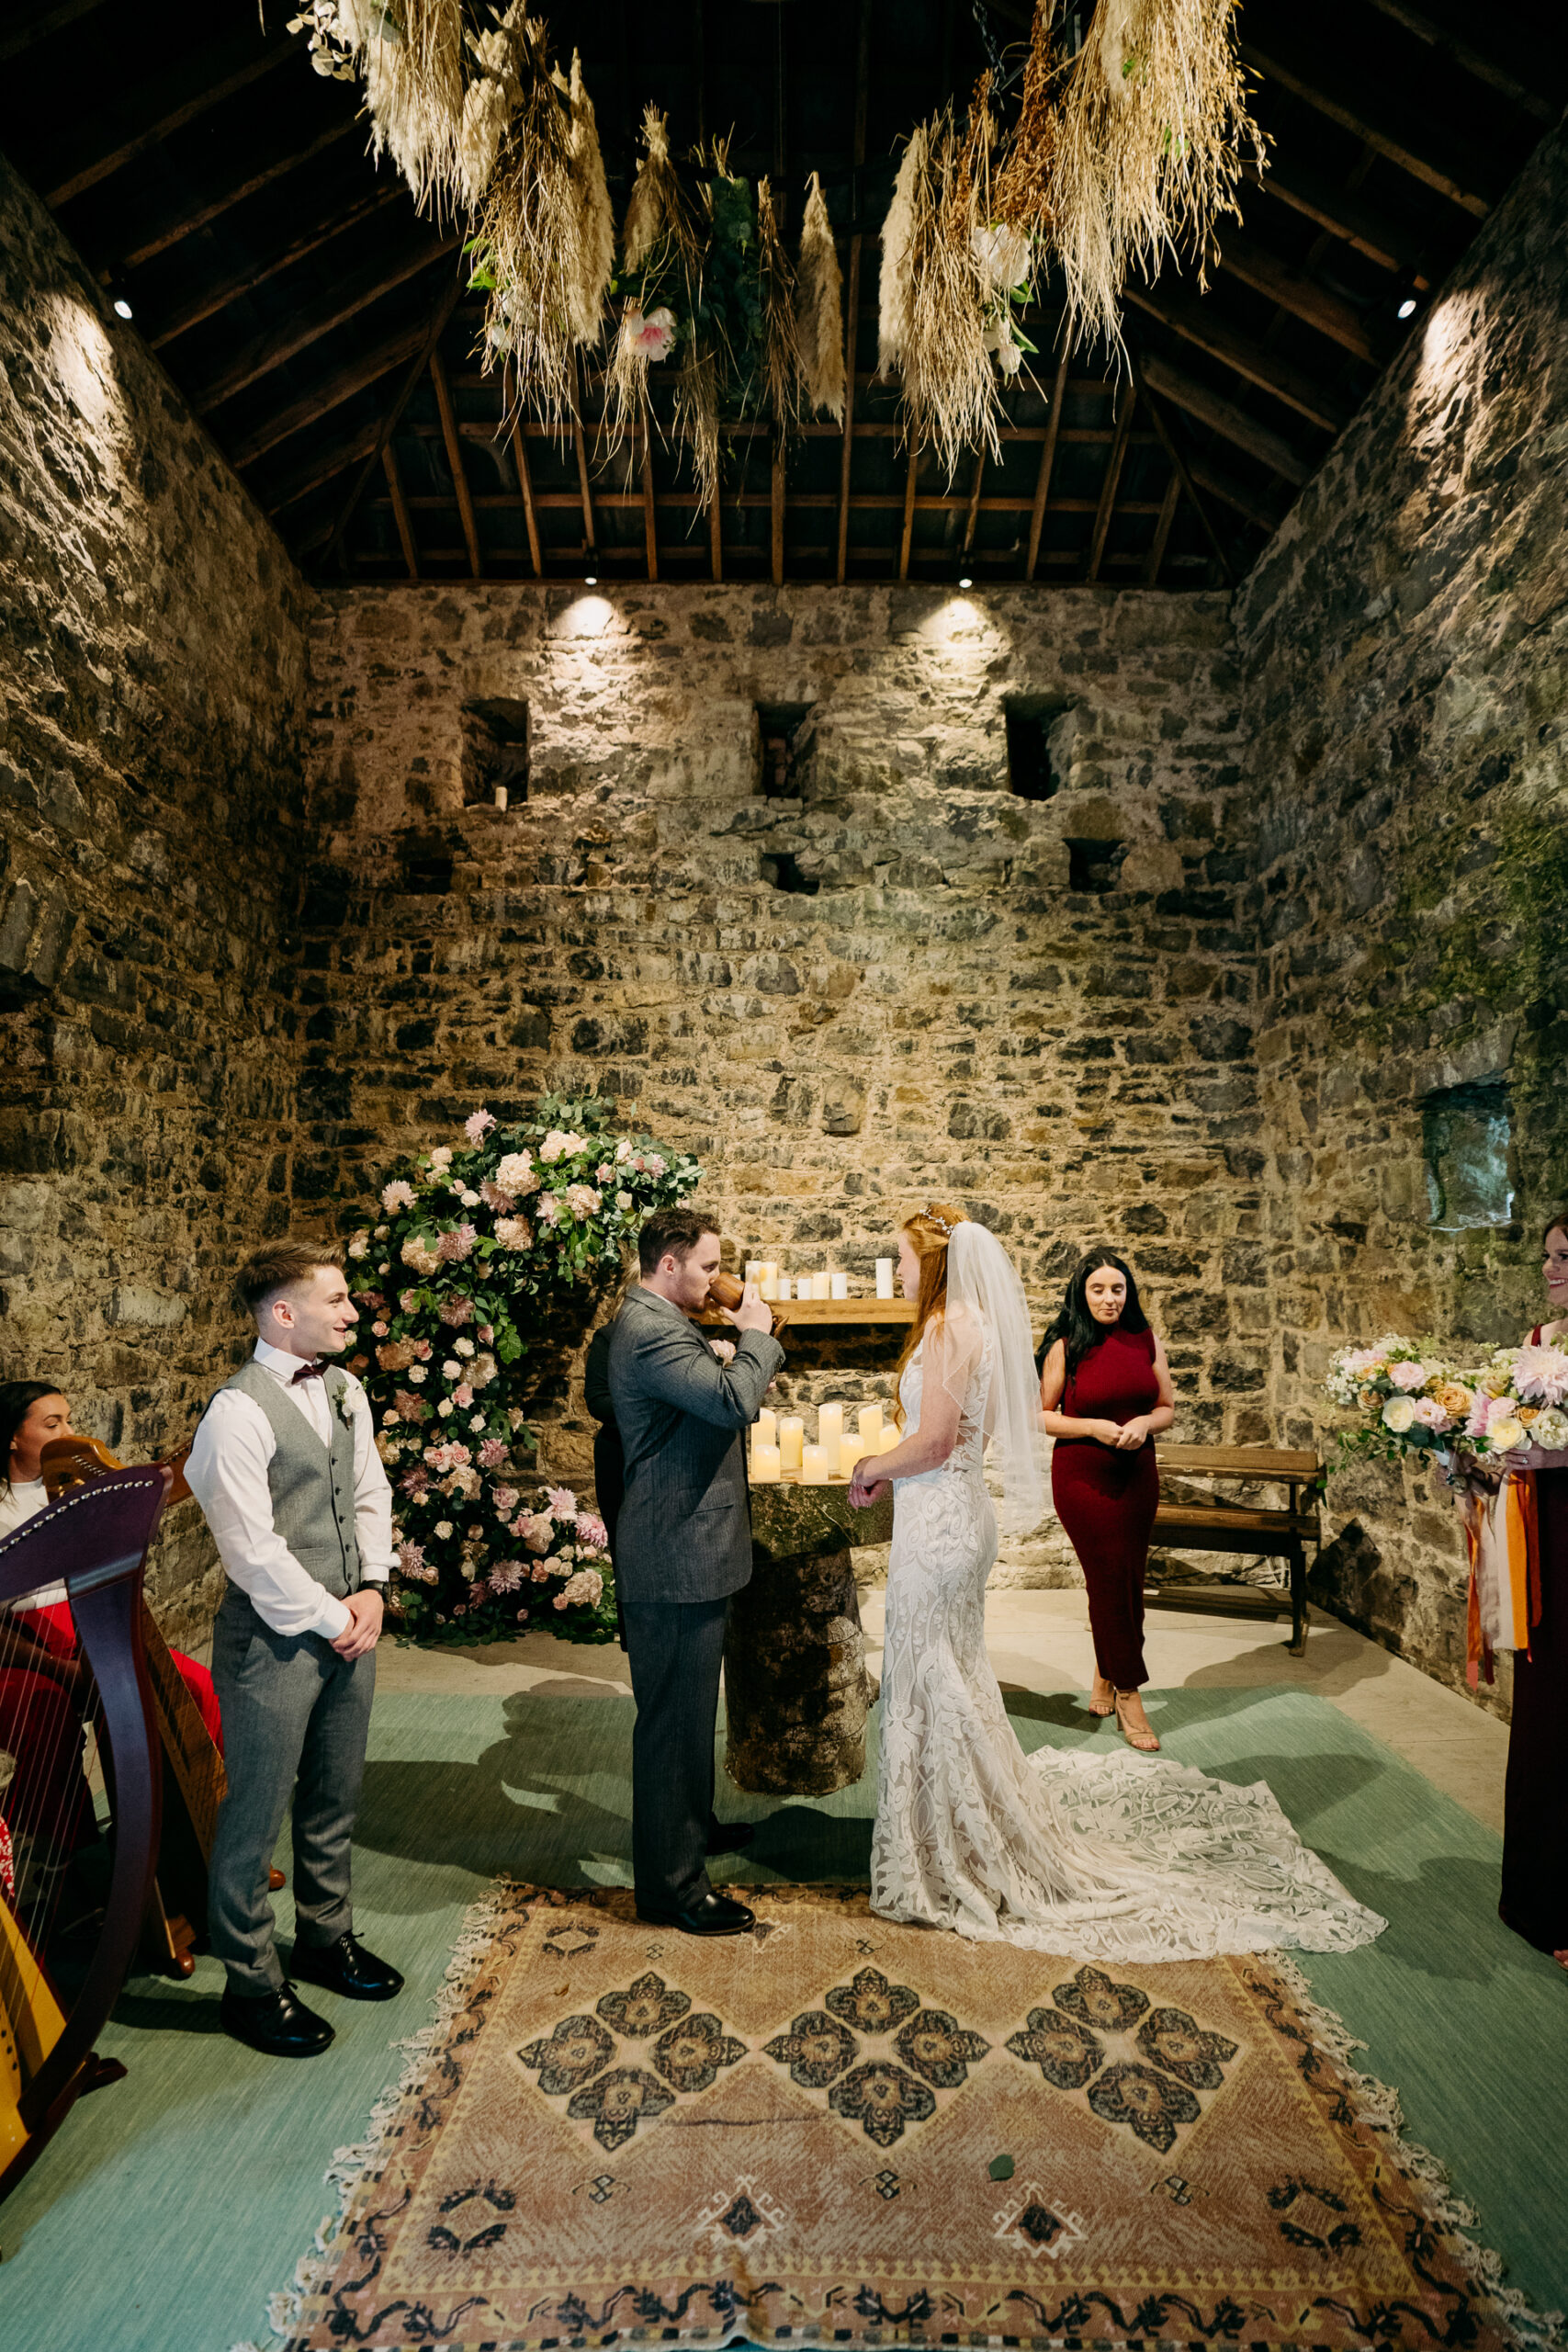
[[1409, 1396, 1449, 1430], [479, 1437, 509, 1468], [479, 1181, 516, 1215], [465, 1108, 498, 1145], [437, 1223, 478, 1263], [536, 1194, 561, 1227], [576, 1511, 609, 1554], [455, 1383, 474, 1408], [1388, 1361, 1427, 1392], [381, 1179, 416, 1213], [547, 1487, 578, 1521]]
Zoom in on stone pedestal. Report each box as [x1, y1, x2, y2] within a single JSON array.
[[724, 1480, 894, 1796]]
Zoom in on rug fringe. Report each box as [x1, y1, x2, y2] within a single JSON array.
[[245, 1875, 520, 2348], [1268, 1950, 1566, 2352]]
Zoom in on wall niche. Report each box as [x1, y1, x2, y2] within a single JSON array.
[[1423, 1078, 1515, 1230], [1005, 693, 1075, 800], [461, 695, 530, 807], [756, 702, 816, 798]]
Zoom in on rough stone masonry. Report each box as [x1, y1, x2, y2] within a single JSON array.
[[4, 123, 1566, 1702]]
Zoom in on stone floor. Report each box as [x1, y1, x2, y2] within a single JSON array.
[[377, 1589, 1511, 1836]]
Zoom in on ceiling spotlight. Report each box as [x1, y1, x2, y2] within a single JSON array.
[[584, 573, 598, 586], [958, 574, 974, 589], [113, 296, 133, 319], [1397, 296, 1416, 321]]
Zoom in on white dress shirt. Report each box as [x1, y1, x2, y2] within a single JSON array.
[[185, 1341, 395, 1642], [0, 1477, 64, 1609]]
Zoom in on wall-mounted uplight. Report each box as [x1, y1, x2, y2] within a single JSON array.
[[113, 297, 133, 320], [1397, 297, 1417, 321], [584, 573, 598, 586], [958, 575, 974, 590]]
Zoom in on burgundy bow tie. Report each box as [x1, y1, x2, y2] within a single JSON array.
[[291, 1360, 328, 1385]]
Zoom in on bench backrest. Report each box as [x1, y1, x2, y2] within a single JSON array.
[[1155, 1444, 1321, 1479]]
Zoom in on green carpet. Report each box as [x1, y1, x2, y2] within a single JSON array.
[[0, 1679, 1562, 2351]]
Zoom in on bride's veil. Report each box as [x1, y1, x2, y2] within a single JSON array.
[[933, 1220, 1046, 1535]]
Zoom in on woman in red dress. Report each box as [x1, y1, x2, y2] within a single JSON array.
[[1497, 1214, 1568, 1969], [1038, 1250, 1175, 1754]]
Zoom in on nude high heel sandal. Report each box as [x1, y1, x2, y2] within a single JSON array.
[[1114, 1690, 1160, 1752]]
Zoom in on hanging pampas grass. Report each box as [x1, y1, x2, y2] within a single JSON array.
[[878, 89, 1012, 480], [795, 171, 845, 424], [991, 0, 1059, 243], [457, 0, 526, 210], [876, 122, 927, 380], [606, 107, 704, 458], [757, 178, 802, 435], [564, 50, 614, 347], [1002, 0, 1264, 357], [338, 0, 468, 216]]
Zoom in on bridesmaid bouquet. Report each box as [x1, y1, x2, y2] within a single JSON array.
[[1325, 1336, 1568, 1465]]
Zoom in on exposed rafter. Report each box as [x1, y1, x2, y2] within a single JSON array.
[[1239, 35, 1500, 217], [44, 32, 296, 208], [1124, 286, 1350, 434], [107, 119, 356, 272], [1135, 350, 1313, 486], [150, 185, 404, 350], [191, 236, 460, 414], [227, 319, 431, 469]]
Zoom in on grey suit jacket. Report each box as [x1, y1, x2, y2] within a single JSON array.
[[607, 1285, 784, 1604]]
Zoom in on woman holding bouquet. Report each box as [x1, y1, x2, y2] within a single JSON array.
[[1497, 1214, 1568, 1969]]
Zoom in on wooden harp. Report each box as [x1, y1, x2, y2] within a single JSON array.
[[39, 1436, 234, 1980], [0, 1463, 169, 2207]]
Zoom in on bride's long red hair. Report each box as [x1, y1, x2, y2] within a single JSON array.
[[891, 1204, 969, 1423]]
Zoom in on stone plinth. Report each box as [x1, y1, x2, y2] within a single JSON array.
[[724, 1480, 894, 1796]]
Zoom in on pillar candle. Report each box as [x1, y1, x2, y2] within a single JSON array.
[[837, 1433, 863, 1479], [879, 1422, 901, 1453], [759, 1275, 780, 1301], [746, 1261, 763, 1283], [761, 1261, 780, 1284], [829, 1271, 849, 1298], [818, 1402, 845, 1454], [755, 1408, 777, 1447], [801, 1443, 830, 1486], [493, 785, 509, 813], [857, 1403, 884, 1447], [811, 1270, 832, 1300], [779, 1416, 805, 1471], [750, 1442, 781, 1483], [875, 1258, 895, 1298]]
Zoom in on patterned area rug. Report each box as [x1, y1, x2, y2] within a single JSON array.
[[271, 1883, 1556, 2352]]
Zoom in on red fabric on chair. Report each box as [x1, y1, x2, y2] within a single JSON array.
[[14, 1600, 224, 1755]]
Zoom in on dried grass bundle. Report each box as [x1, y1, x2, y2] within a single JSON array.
[[471, 17, 594, 429], [674, 343, 721, 514], [564, 49, 613, 346], [457, 0, 527, 210], [1040, 0, 1265, 356], [338, 0, 468, 216], [757, 178, 802, 435], [795, 170, 845, 423], [879, 97, 1006, 481], [606, 107, 703, 458], [876, 122, 927, 379], [991, 0, 1059, 240]]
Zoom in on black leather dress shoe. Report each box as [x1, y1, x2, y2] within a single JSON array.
[[705, 1820, 756, 1856], [637, 1890, 756, 1937], [289, 1931, 405, 2002], [220, 1983, 334, 2058]]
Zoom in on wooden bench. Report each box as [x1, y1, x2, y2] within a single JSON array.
[[1149, 1444, 1323, 1657]]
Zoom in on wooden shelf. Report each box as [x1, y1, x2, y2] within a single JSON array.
[[775, 1300, 916, 1325]]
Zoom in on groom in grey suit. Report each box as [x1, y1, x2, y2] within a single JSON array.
[[609, 1205, 784, 1935]]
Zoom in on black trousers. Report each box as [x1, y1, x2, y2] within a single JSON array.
[[621, 1595, 728, 1914]]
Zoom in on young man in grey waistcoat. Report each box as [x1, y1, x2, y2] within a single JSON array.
[[186, 1240, 402, 2056], [609, 1206, 783, 1935]]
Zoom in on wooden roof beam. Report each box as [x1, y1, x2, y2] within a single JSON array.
[[321, 277, 464, 561], [1124, 285, 1349, 434], [382, 442, 420, 579], [507, 413, 544, 577], [1239, 37, 1498, 218], [150, 185, 404, 350], [44, 30, 297, 206], [642, 397, 660, 582], [1185, 456, 1289, 536], [1213, 229, 1383, 362], [1135, 348, 1314, 485], [431, 349, 482, 578], [837, 0, 874, 584], [190, 236, 460, 413], [1143, 471, 1183, 586], [1240, 157, 1432, 280], [0, 0, 111, 65], [1086, 388, 1135, 582], [1360, 0, 1560, 124], [261, 421, 381, 518], [1131, 355, 1235, 588], [1024, 348, 1071, 580], [104, 119, 356, 272], [226, 320, 432, 469]]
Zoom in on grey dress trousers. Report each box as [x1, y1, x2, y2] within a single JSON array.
[[607, 1286, 783, 1913]]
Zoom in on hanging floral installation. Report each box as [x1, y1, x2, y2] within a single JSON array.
[[795, 171, 846, 424], [344, 1092, 700, 1644], [993, 0, 1266, 357]]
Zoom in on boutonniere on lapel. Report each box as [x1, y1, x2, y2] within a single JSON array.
[[332, 1380, 356, 1437]]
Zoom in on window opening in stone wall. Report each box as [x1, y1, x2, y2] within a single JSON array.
[[1066, 837, 1128, 893], [1423, 1079, 1515, 1229], [756, 703, 815, 798], [460, 696, 529, 808], [402, 838, 454, 895], [761, 850, 819, 896], [1004, 695, 1073, 800]]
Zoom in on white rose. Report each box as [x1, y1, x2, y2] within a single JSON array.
[[456, 1336, 475, 1357], [460, 1189, 480, 1207], [408, 1364, 427, 1385], [1530, 1406, 1568, 1451], [616, 1190, 633, 1210], [347, 1234, 368, 1260], [374, 1224, 389, 1238], [383, 1410, 401, 1428], [615, 1139, 631, 1163], [437, 1398, 455, 1419], [378, 1262, 390, 1275], [434, 1520, 454, 1540], [460, 1558, 478, 1580], [1382, 1396, 1417, 1434], [442, 1358, 461, 1377], [1488, 1416, 1527, 1453], [470, 1414, 486, 1431]]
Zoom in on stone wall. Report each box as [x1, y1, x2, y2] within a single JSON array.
[[0, 153, 311, 1641], [300, 580, 1264, 1574], [1234, 119, 1568, 1706]]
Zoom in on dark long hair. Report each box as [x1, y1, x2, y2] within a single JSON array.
[[1036, 1250, 1150, 1377], [0, 1380, 63, 1495]]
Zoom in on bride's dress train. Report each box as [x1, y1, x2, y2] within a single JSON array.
[[871, 1340, 1386, 1963]]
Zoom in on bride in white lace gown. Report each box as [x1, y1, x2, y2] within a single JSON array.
[[848, 1207, 1385, 1964]]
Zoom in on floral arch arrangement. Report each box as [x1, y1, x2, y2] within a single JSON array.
[[344, 1091, 700, 1643]]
